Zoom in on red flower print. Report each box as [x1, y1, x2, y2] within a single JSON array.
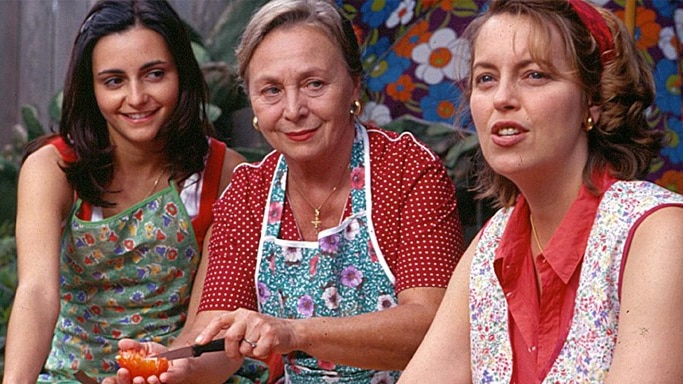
[[269, 202, 283, 223], [165, 202, 178, 216], [310, 254, 319, 276], [84, 233, 95, 245], [156, 229, 167, 241], [615, 7, 660, 51], [350, 167, 365, 189], [394, 20, 430, 58], [657, 169, 683, 194], [124, 239, 135, 251], [387, 74, 416, 102]]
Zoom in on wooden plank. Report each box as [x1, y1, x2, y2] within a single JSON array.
[[0, 0, 20, 145], [18, 0, 55, 135], [53, 0, 94, 112]]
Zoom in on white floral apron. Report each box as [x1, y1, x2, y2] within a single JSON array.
[[469, 180, 683, 383], [255, 125, 401, 383]]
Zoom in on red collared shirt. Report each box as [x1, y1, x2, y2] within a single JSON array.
[[494, 173, 617, 383]]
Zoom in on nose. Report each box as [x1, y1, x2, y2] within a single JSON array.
[[126, 80, 149, 107], [492, 77, 520, 111], [282, 88, 307, 121]]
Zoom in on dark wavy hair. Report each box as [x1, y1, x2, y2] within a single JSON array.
[[459, 0, 661, 208], [57, 0, 212, 207]]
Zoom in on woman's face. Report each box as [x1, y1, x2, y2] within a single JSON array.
[[92, 26, 179, 150], [246, 24, 360, 164], [470, 14, 589, 185]]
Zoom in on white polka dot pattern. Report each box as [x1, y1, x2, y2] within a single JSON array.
[[199, 127, 465, 312]]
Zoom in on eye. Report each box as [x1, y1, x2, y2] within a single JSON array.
[[523, 70, 553, 85], [146, 69, 165, 81], [303, 79, 325, 96], [258, 85, 283, 103], [476, 74, 494, 84], [263, 86, 281, 96], [528, 71, 547, 80], [103, 76, 124, 88], [473, 73, 496, 90]]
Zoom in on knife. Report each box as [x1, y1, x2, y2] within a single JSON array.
[[153, 338, 225, 361]]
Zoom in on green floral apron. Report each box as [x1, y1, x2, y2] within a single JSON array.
[[39, 183, 199, 383], [256, 125, 401, 383]]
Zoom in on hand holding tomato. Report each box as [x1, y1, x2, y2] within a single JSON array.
[[112, 339, 170, 383], [115, 350, 169, 379]]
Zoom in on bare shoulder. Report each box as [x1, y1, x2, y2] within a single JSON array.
[[20, 143, 69, 184], [17, 142, 73, 223], [622, 204, 683, 293], [219, 147, 247, 192], [629, 205, 683, 259]]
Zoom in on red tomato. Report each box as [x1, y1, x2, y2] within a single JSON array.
[[115, 350, 169, 379]]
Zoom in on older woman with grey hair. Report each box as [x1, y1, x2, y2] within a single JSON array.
[[113, 0, 465, 383]]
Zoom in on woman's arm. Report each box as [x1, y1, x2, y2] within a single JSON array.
[[397, 237, 476, 383], [194, 286, 446, 371], [606, 206, 683, 383], [3, 145, 73, 384]]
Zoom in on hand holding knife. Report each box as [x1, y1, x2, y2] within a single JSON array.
[[153, 338, 225, 361]]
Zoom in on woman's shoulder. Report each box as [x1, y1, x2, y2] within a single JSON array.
[[365, 125, 440, 163], [606, 180, 683, 205], [220, 150, 280, 197]]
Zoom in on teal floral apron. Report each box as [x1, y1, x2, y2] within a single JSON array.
[[39, 183, 199, 383], [256, 125, 401, 383]]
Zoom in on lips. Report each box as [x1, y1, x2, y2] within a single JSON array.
[[496, 127, 520, 136], [285, 128, 317, 142], [125, 112, 153, 119], [491, 121, 528, 136], [490, 121, 528, 147], [120, 110, 158, 124]]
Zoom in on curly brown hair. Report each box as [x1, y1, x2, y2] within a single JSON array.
[[458, 0, 662, 208]]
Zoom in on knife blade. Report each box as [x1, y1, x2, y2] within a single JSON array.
[[153, 338, 225, 361]]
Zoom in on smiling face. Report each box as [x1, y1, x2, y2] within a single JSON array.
[[470, 14, 589, 185], [92, 26, 179, 150], [246, 24, 360, 165]]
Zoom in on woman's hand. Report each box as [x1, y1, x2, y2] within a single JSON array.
[[101, 339, 171, 384], [194, 308, 295, 362]]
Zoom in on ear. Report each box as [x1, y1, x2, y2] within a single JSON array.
[[352, 76, 362, 101], [588, 104, 601, 124]]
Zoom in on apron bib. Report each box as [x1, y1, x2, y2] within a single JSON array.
[[40, 183, 200, 382], [256, 125, 400, 383]]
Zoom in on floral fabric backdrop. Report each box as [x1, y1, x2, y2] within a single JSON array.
[[340, 0, 683, 193]]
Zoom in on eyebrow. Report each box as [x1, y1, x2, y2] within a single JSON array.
[[96, 60, 168, 76], [472, 58, 538, 72]]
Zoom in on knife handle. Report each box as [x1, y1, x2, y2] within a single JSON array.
[[192, 338, 225, 357]]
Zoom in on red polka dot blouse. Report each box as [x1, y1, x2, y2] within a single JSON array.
[[199, 126, 465, 312]]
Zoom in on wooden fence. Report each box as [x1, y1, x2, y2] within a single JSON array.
[[0, 0, 230, 147]]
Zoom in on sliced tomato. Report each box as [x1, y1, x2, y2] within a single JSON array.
[[115, 350, 169, 379]]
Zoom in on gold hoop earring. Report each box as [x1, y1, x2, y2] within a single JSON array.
[[349, 100, 362, 116], [584, 116, 594, 132], [252, 116, 260, 131]]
